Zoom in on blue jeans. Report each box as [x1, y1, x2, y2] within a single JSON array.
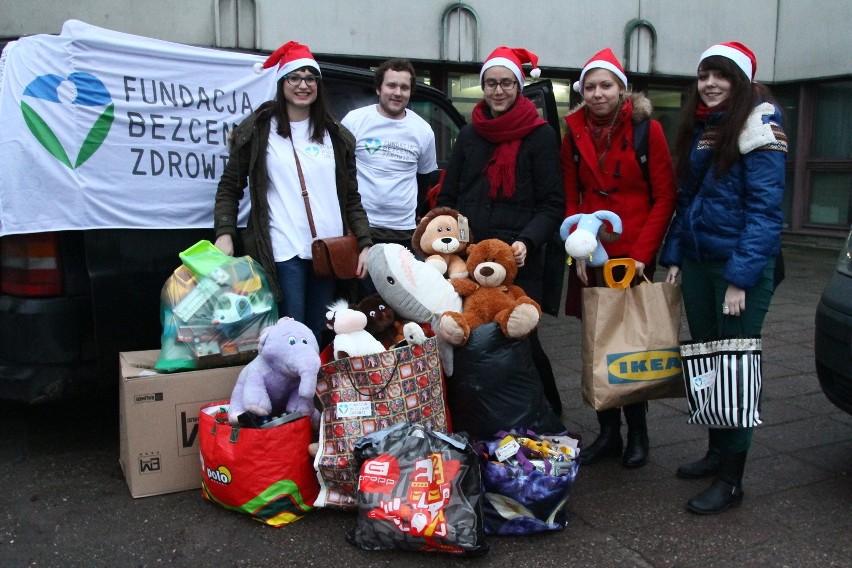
[[275, 257, 336, 343]]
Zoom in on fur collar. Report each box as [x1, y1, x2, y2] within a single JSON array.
[[567, 92, 653, 124]]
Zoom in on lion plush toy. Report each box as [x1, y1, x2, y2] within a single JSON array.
[[438, 239, 541, 347], [411, 206, 470, 279]]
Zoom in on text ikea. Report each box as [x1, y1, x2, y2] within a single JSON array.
[[606, 349, 682, 384]]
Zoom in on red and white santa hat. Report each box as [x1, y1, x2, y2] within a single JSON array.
[[480, 46, 541, 86], [698, 41, 757, 81], [254, 41, 321, 81], [572, 48, 628, 93]]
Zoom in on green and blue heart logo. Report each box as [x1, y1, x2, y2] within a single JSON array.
[[21, 72, 114, 169], [365, 138, 382, 155], [305, 145, 320, 157]]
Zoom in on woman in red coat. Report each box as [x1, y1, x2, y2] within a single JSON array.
[[561, 48, 676, 468]]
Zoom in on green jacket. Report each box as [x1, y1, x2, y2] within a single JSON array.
[[214, 101, 372, 300]]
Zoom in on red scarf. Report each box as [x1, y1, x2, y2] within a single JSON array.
[[695, 101, 728, 124], [472, 96, 546, 198]]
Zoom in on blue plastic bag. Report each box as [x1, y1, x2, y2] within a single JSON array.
[[474, 430, 581, 535]]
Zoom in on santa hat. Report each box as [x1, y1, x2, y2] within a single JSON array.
[[480, 46, 541, 86], [254, 41, 321, 81], [572, 48, 628, 93], [698, 41, 757, 81]]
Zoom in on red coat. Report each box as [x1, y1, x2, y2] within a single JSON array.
[[560, 94, 676, 266]]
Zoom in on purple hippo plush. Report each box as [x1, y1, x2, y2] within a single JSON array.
[[227, 317, 320, 426]]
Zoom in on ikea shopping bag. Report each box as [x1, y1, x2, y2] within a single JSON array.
[[581, 280, 685, 410]]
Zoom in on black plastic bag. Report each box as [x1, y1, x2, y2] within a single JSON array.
[[447, 324, 565, 440], [347, 422, 489, 556]]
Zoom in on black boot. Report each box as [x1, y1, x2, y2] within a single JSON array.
[[687, 451, 747, 515], [677, 432, 721, 479], [580, 408, 622, 465], [622, 402, 649, 468]]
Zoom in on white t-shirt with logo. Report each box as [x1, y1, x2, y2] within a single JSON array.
[[342, 105, 437, 230], [266, 118, 342, 262]]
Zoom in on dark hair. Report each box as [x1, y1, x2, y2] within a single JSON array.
[[374, 58, 417, 94], [272, 66, 332, 145], [674, 55, 777, 182]]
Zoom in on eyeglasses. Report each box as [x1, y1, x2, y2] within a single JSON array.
[[285, 74, 319, 87], [483, 78, 518, 92]]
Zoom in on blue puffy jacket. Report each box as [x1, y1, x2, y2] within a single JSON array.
[[660, 102, 787, 290]]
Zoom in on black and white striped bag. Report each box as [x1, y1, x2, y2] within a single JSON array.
[[680, 337, 762, 428]]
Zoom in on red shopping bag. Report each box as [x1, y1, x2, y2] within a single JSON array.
[[199, 402, 319, 526]]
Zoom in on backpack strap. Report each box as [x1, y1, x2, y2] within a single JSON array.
[[633, 117, 650, 184], [565, 124, 585, 204]]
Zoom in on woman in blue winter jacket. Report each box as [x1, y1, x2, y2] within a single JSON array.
[[660, 42, 787, 515]]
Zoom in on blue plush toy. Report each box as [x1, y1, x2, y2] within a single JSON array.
[[559, 210, 623, 267]]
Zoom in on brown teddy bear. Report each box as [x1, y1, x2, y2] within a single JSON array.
[[411, 206, 469, 279], [438, 239, 541, 346], [355, 293, 404, 349]]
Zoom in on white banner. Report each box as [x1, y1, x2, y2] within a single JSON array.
[[0, 20, 276, 236]]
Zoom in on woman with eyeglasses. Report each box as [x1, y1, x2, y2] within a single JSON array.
[[213, 41, 372, 343], [561, 48, 676, 469], [436, 46, 566, 422]]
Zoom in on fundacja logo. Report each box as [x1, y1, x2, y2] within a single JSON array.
[[21, 72, 114, 169]]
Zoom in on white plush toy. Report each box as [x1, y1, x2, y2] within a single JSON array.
[[326, 298, 386, 360], [559, 210, 623, 267], [367, 243, 462, 375]]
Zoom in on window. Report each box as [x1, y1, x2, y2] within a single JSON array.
[[813, 82, 852, 159], [408, 100, 461, 166], [805, 80, 852, 229]]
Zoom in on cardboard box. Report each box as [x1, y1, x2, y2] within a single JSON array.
[[119, 350, 245, 498]]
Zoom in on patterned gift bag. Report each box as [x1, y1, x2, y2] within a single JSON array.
[[313, 336, 451, 509]]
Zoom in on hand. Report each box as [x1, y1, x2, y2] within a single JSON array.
[[511, 241, 527, 267], [356, 246, 370, 279], [723, 285, 746, 317], [576, 258, 589, 285], [665, 265, 680, 284], [214, 234, 234, 256]]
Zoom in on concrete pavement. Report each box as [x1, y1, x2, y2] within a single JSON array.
[[0, 242, 849, 567]]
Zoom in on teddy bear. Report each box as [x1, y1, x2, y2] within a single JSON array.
[[411, 206, 470, 279], [559, 210, 622, 267], [438, 239, 541, 347], [227, 317, 321, 426], [355, 293, 405, 349], [326, 298, 386, 360]]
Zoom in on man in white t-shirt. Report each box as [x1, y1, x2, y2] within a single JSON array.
[[342, 59, 439, 252]]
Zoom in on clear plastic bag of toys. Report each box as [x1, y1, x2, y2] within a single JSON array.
[[154, 240, 278, 372]]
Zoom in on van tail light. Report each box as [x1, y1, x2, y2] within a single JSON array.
[[0, 233, 63, 297]]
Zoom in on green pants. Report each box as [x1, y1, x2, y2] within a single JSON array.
[[680, 256, 776, 341], [681, 256, 776, 452]]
